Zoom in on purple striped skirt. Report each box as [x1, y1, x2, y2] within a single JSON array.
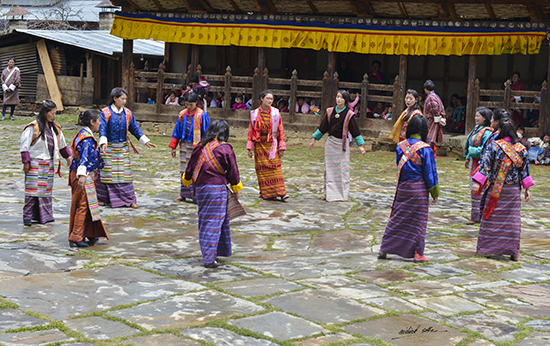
[[180, 141, 195, 200], [95, 179, 136, 208], [380, 178, 429, 258], [196, 184, 232, 264], [477, 184, 521, 257]]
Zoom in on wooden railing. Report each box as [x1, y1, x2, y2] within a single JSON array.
[[130, 62, 403, 126]]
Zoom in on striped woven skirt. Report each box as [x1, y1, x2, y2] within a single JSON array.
[[469, 159, 481, 223], [195, 184, 231, 264], [99, 142, 133, 184], [23, 159, 55, 223], [180, 141, 195, 200], [324, 135, 350, 202], [254, 139, 286, 199], [477, 184, 521, 257], [68, 171, 108, 242], [95, 179, 136, 208], [380, 178, 429, 258]]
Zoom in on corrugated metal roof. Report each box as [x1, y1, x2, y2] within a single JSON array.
[[1, 0, 112, 22], [15, 29, 164, 57]]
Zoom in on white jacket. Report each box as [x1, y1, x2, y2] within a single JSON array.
[[20, 124, 68, 162]]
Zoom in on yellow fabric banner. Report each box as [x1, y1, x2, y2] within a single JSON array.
[[111, 12, 547, 56]]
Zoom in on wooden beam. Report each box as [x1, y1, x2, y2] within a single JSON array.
[[538, 5, 548, 21], [254, 0, 269, 14], [350, 0, 359, 15], [150, 0, 163, 11], [485, 4, 497, 21], [397, 2, 408, 17], [264, 0, 278, 14], [305, 0, 319, 14], [465, 55, 477, 134], [336, 0, 549, 4], [356, 0, 375, 16], [120, 0, 140, 11], [36, 39, 64, 111], [183, 0, 206, 13], [197, 0, 214, 12], [527, 3, 540, 21], [227, 0, 242, 13], [446, 2, 458, 20], [437, 3, 448, 19]]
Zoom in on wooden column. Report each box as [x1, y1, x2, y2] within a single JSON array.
[[289, 70, 298, 123], [86, 52, 93, 78], [190, 44, 199, 76], [321, 71, 331, 117], [360, 73, 368, 127], [164, 42, 170, 66], [540, 49, 550, 135], [464, 55, 477, 134], [395, 55, 407, 120], [155, 61, 165, 115], [122, 39, 133, 99], [258, 48, 266, 74], [327, 51, 335, 82], [252, 67, 261, 110], [224, 66, 231, 118]]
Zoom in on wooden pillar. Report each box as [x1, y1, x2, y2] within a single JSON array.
[[164, 42, 170, 67], [258, 48, 266, 74], [86, 52, 93, 78], [443, 56, 450, 105], [539, 49, 550, 135], [321, 71, 331, 117], [327, 51, 335, 82], [93, 56, 101, 104], [465, 55, 477, 134], [262, 68, 269, 93], [503, 79, 511, 111], [127, 62, 134, 109], [122, 39, 133, 96], [190, 44, 199, 76], [393, 75, 400, 120], [360, 73, 368, 127], [224, 66, 232, 118], [252, 67, 261, 110], [395, 55, 407, 121], [289, 69, 298, 123], [155, 61, 165, 115]]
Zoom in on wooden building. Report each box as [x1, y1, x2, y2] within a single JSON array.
[[108, 0, 550, 136]]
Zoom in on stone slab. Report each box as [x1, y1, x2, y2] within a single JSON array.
[[522, 263, 550, 274], [1, 265, 203, 320], [494, 283, 550, 305], [412, 263, 471, 277], [460, 291, 530, 310], [445, 313, 519, 341], [343, 314, 467, 346], [264, 289, 384, 324], [495, 268, 549, 283], [442, 273, 500, 286], [271, 234, 311, 250], [108, 290, 264, 330], [449, 258, 512, 272], [217, 277, 304, 297], [294, 332, 357, 346], [229, 311, 327, 341], [232, 232, 270, 252], [63, 316, 140, 340], [517, 332, 550, 346], [363, 297, 423, 313], [0, 329, 73, 345], [0, 308, 49, 332], [124, 334, 201, 346], [353, 269, 414, 284], [524, 320, 550, 331], [393, 280, 464, 296], [139, 258, 261, 283], [308, 230, 373, 252], [409, 295, 485, 316], [297, 275, 393, 300], [482, 310, 526, 325], [181, 327, 278, 345]]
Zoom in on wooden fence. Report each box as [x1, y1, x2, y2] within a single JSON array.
[[130, 62, 402, 127]]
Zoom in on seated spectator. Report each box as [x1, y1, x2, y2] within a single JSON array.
[[372, 102, 384, 118], [517, 125, 531, 149], [537, 146, 550, 165], [231, 95, 247, 111], [445, 93, 460, 118], [349, 92, 360, 112], [527, 97, 540, 127], [296, 97, 310, 114], [528, 133, 550, 163], [446, 97, 466, 133], [277, 99, 289, 113], [383, 104, 393, 120], [165, 90, 179, 105], [205, 92, 216, 108]]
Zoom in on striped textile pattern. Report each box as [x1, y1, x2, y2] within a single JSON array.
[[25, 159, 54, 197], [195, 184, 231, 263], [380, 178, 429, 258], [324, 135, 350, 202], [23, 196, 54, 224], [100, 142, 133, 184], [254, 140, 286, 199], [477, 184, 521, 257], [180, 141, 195, 200]]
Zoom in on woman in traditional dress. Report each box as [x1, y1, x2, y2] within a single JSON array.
[[183, 120, 243, 268], [379, 115, 439, 262], [169, 91, 210, 202], [471, 119, 533, 261], [97, 87, 157, 209], [68, 110, 109, 248], [389, 89, 423, 143], [1, 57, 20, 121], [20, 100, 71, 226], [247, 90, 288, 201], [464, 107, 493, 225], [309, 90, 366, 201]]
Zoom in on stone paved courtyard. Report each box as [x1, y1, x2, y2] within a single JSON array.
[[1, 116, 550, 346]]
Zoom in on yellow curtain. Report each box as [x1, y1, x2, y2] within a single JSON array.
[[111, 12, 547, 56]]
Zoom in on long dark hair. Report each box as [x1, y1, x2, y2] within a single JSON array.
[[186, 91, 199, 103], [108, 87, 128, 106], [259, 90, 274, 101], [495, 118, 519, 144], [336, 89, 351, 108], [37, 100, 58, 139], [406, 114, 428, 142], [200, 119, 230, 148], [476, 107, 492, 127], [78, 109, 100, 127], [404, 89, 420, 121]]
